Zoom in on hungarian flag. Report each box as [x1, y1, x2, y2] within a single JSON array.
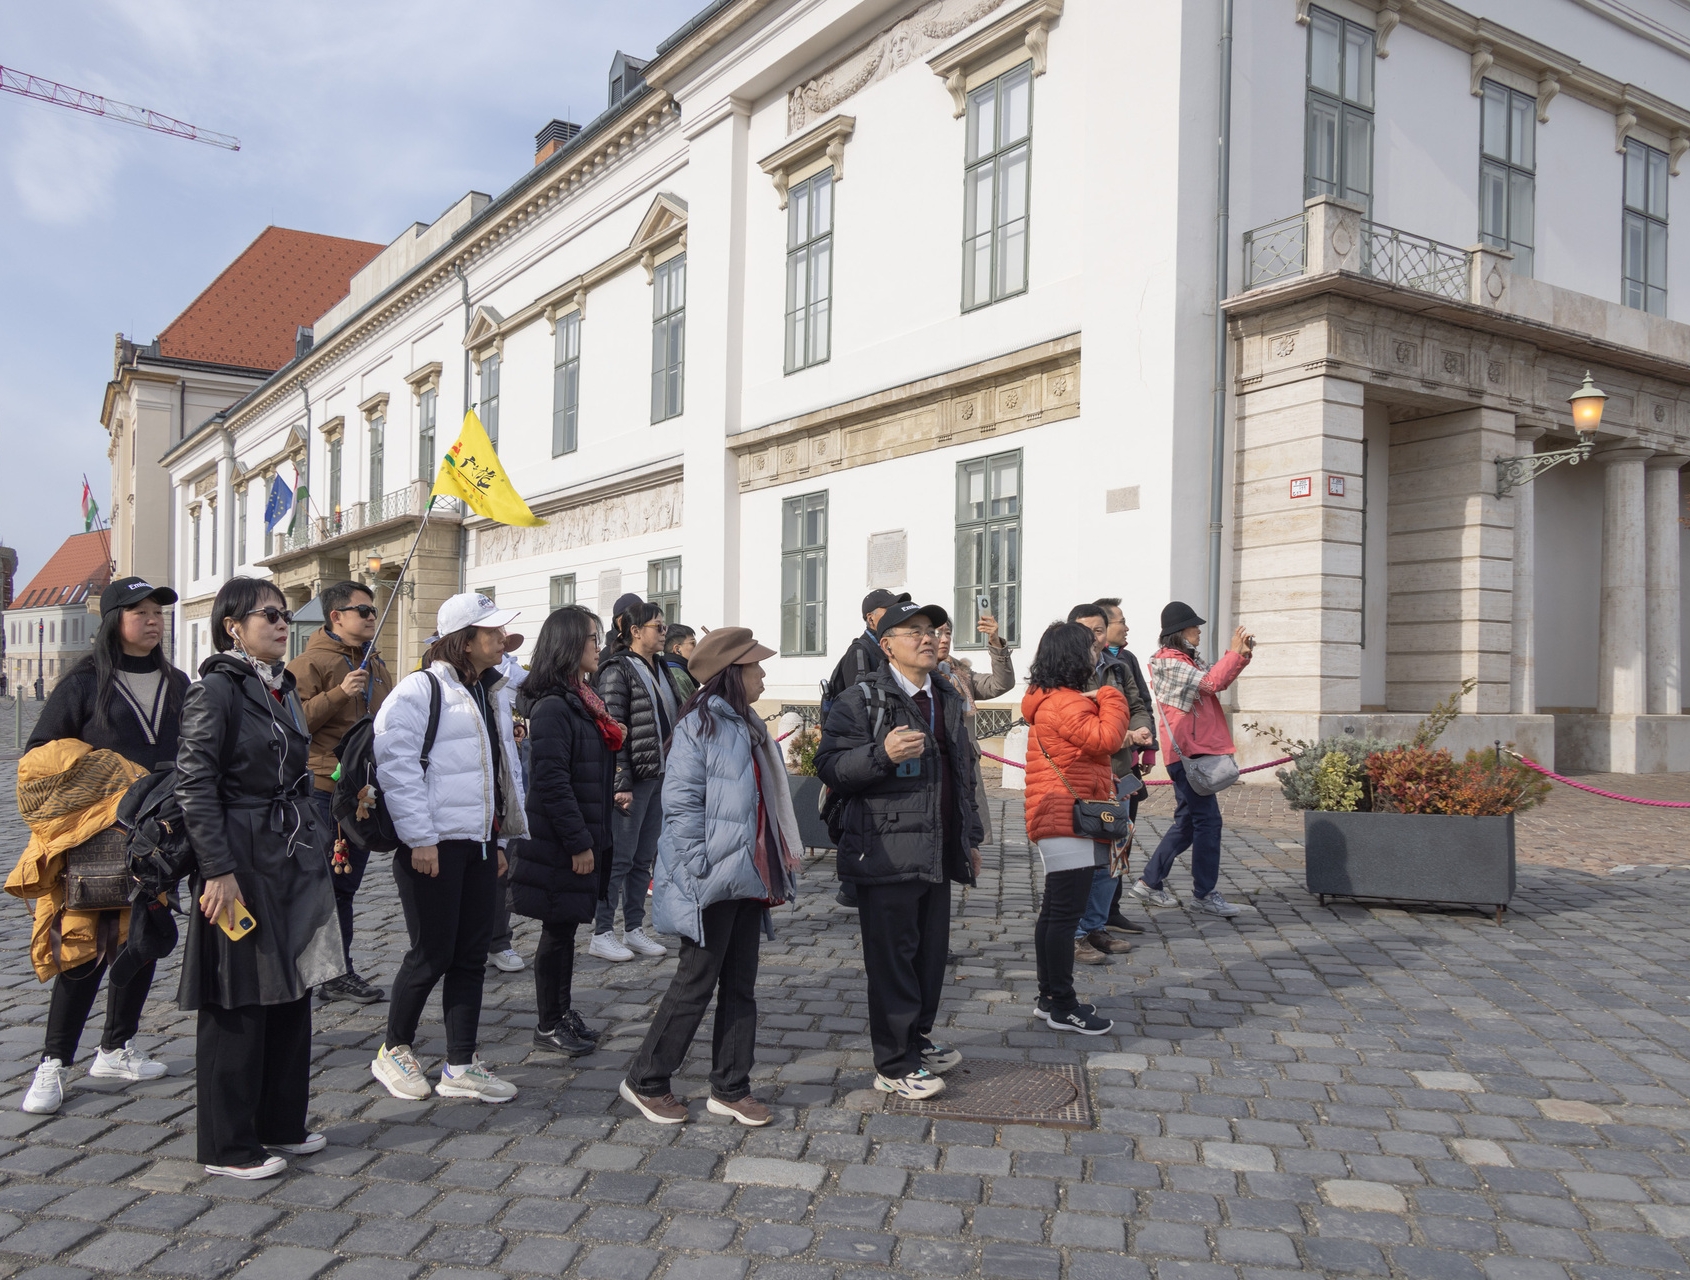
[[432, 410, 543, 526], [81, 480, 99, 532]]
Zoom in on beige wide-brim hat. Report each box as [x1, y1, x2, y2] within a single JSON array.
[[688, 626, 776, 685]]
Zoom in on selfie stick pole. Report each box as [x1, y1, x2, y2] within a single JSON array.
[[359, 498, 437, 671]]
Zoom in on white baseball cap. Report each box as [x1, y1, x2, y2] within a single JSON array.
[[437, 591, 521, 636]]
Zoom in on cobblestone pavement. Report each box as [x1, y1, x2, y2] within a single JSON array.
[[2, 723, 1690, 1279]]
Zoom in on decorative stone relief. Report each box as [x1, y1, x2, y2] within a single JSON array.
[[1442, 351, 1467, 377], [1488, 361, 1504, 384], [1394, 341, 1418, 366], [787, 0, 1008, 133], [1271, 332, 1297, 359], [475, 480, 682, 565]]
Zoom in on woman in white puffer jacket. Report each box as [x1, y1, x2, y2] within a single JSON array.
[[367, 593, 528, 1106]]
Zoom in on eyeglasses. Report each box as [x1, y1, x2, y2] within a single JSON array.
[[340, 604, 378, 620], [888, 628, 938, 641], [642, 620, 668, 634], [244, 607, 294, 626]]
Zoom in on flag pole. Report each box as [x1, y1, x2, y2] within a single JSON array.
[[360, 494, 438, 672], [82, 474, 112, 571]]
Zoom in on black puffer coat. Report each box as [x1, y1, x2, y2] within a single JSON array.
[[509, 688, 615, 925], [816, 666, 984, 887], [594, 650, 681, 792], [174, 653, 344, 1010]]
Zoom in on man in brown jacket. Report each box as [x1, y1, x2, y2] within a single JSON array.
[[287, 580, 393, 1003]]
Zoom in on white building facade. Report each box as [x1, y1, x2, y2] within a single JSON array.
[[159, 0, 1690, 769]]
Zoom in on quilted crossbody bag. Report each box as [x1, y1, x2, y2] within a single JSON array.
[[1035, 735, 1131, 841]]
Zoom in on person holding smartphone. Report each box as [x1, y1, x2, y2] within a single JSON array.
[[935, 602, 1015, 845], [176, 577, 345, 1180]]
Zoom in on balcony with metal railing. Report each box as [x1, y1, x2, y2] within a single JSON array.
[[276, 479, 458, 555], [1242, 196, 1477, 302]]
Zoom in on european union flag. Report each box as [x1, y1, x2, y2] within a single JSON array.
[[264, 473, 294, 532]]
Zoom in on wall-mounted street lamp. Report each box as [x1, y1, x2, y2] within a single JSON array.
[[1496, 372, 1608, 497], [365, 553, 414, 599]]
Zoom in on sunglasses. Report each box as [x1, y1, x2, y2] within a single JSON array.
[[244, 607, 295, 626], [339, 604, 378, 620]]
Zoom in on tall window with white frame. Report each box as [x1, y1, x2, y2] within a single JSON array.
[[549, 574, 576, 611], [785, 170, 833, 372], [368, 412, 385, 506], [554, 311, 581, 456], [236, 485, 247, 566], [418, 386, 438, 482], [208, 502, 217, 576], [479, 353, 501, 448], [1479, 81, 1535, 275], [1305, 7, 1374, 213], [780, 491, 828, 656], [327, 435, 343, 532], [648, 557, 681, 624], [1623, 138, 1668, 315], [651, 256, 685, 422], [962, 62, 1032, 311], [954, 450, 1021, 647]]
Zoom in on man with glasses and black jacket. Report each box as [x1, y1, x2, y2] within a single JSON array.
[[287, 581, 393, 1004]]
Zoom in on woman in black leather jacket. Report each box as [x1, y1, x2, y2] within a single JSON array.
[[175, 577, 343, 1180], [588, 602, 681, 962], [509, 606, 618, 1056]]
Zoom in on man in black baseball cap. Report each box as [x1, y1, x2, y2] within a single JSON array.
[[100, 577, 178, 615], [817, 599, 980, 1102]]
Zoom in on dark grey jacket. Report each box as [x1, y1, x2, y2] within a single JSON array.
[[816, 666, 983, 887], [595, 650, 681, 792], [174, 654, 343, 1010], [1090, 649, 1154, 776]]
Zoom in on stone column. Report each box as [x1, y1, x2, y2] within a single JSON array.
[[1598, 447, 1653, 715], [1510, 425, 1547, 715], [1646, 457, 1686, 715]]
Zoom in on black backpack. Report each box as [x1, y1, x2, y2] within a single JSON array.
[[818, 682, 891, 843], [117, 764, 195, 902], [331, 672, 442, 852]]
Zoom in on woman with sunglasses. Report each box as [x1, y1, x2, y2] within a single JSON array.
[[589, 600, 682, 962], [174, 578, 344, 1178], [368, 592, 527, 1104]]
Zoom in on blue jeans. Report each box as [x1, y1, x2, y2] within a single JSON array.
[[1075, 866, 1116, 937], [1141, 760, 1223, 898]]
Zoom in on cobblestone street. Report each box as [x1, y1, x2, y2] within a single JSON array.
[[3, 700, 1690, 1280]]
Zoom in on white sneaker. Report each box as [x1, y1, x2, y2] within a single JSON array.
[[873, 1068, 946, 1100], [589, 932, 635, 962], [89, 1040, 168, 1082], [623, 928, 666, 957], [21, 1059, 65, 1114], [371, 1043, 432, 1100], [1129, 879, 1179, 908], [205, 1155, 286, 1179], [489, 948, 526, 973], [267, 1133, 327, 1155], [1195, 890, 1244, 918], [435, 1056, 517, 1103]]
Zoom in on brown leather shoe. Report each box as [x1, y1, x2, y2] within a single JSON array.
[[1074, 938, 1109, 965], [1087, 930, 1133, 955], [619, 1080, 688, 1123], [707, 1094, 772, 1127]]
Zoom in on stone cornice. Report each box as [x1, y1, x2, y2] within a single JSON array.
[[758, 115, 854, 209], [214, 91, 682, 436], [318, 415, 346, 442], [731, 334, 1080, 492], [928, 0, 1062, 116], [403, 362, 443, 397], [359, 392, 390, 420]]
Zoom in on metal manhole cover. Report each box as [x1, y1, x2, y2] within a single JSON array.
[[883, 1059, 1092, 1129]]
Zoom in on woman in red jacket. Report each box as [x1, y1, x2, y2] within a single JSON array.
[[1021, 623, 1129, 1035], [1132, 602, 1254, 917]]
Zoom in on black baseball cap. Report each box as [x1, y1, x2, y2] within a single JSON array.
[[101, 576, 178, 616], [875, 601, 950, 639], [611, 592, 645, 620], [861, 589, 910, 618]]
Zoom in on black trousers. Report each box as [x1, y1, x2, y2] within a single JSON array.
[[533, 922, 580, 1030], [44, 954, 154, 1064], [196, 996, 312, 1166], [1036, 866, 1095, 1012], [314, 792, 370, 969], [856, 879, 951, 1078], [626, 898, 762, 1102], [490, 869, 514, 953], [387, 839, 497, 1064]]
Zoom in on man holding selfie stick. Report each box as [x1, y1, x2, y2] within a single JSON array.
[[817, 601, 983, 1101]]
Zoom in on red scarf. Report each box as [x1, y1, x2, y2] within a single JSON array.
[[575, 680, 626, 752]]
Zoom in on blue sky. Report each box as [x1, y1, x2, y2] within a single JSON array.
[[0, 0, 703, 591]]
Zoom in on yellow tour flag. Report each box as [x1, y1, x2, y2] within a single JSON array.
[[431, 410, 544, 527]]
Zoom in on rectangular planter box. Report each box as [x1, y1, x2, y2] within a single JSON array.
[[1304, 810, 1515, 922], [788, 774, 836, 851]]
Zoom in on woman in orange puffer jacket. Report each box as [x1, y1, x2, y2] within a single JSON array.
[[1020, 623, 1129, 1035]]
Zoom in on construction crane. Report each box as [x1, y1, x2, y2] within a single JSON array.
[[0, 64, 239, 150]]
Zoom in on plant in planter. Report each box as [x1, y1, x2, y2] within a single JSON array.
[[785, 725, 821, 777], [1366, 744, 1551, 817]]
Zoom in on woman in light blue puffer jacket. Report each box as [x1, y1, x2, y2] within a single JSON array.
[[619, 629, 801, 1129]]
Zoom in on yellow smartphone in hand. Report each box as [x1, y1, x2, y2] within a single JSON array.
[[217, 903, 257, 941]]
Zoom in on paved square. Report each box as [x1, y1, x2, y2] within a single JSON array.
[[4, 702, 1690, 1277]]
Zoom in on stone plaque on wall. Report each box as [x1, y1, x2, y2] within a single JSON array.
[[867, 531, 907, 589], [1105, 486, 1140, 513], [597, 568, 622, 622]]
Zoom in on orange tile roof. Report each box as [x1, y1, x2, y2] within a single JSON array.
[[155, 226, 384, 371], [12, 532, 113, 610]]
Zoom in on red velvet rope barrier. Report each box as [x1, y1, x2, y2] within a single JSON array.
[[1509, 753, 1690, 809], [980, 750, 1294, 784]]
